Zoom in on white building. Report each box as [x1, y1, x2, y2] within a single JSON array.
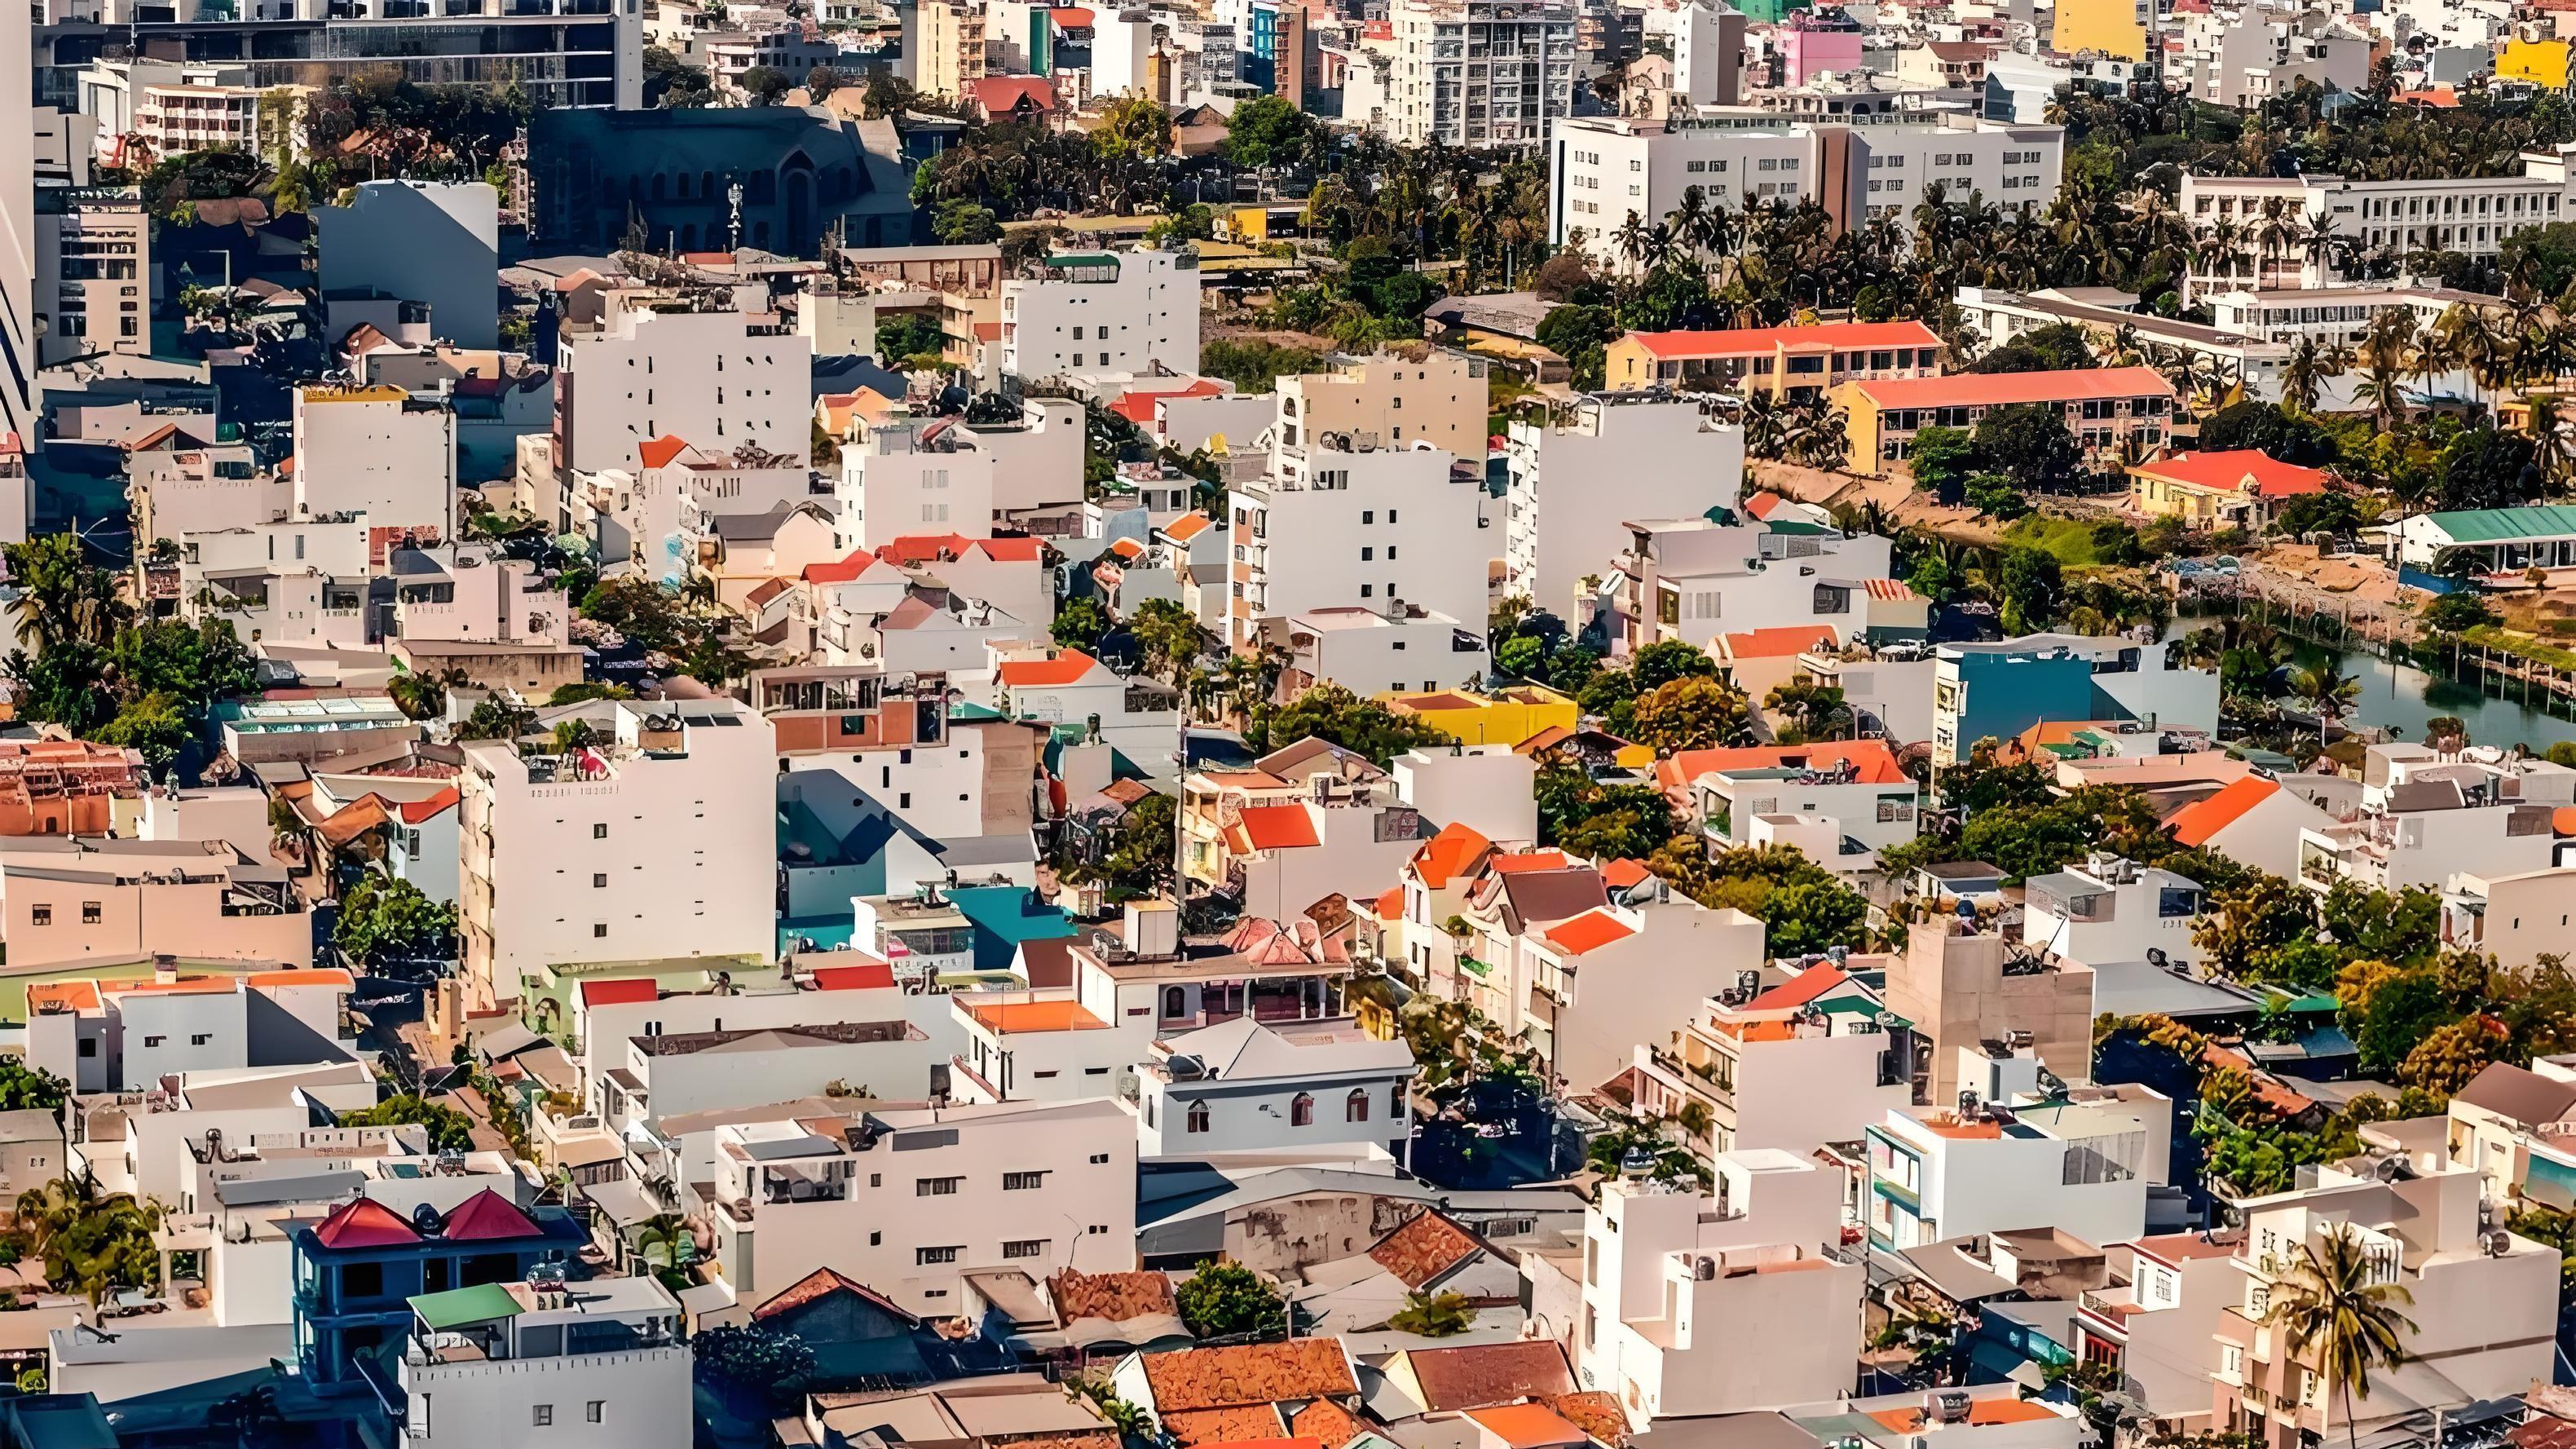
[[692, 1098, 1137, 1314], [397, 1277, 690, 1449], [1133, 1016, 1418, 1158], [1865, 1098, 2160, 1252], [835, 418, 1001, 552], [1555, 1155, 1863, 1426], [2296, 745, 2572, 895], [1551, 112, 2067, 268], [1224, 438, 1490, 648], [1506, 395, 1744, 615], [554, 292, 814, 492], [290, 384, 457, 546], [1391, 0, 1577, 148], [2182, 152, 2576, 292], [1264, 605, 1492, 698], [1602, 515, 1899, 659], [1000, 250, 1202, 382], [1629, 963, 1915, 1158], [457, 699, 776, 1010], [2021, 855, 2206, 969]]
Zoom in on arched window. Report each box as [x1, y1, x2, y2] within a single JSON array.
[[1162, 986, 1185, 1020], [674, 170, 690, 200], [1290, 1093, 1315, 1127], [649, 172, 667, 202], [1186, 1100, 1210, 1134], [1346, 1089, 1369, 1123], [701, 170, 717, 202]]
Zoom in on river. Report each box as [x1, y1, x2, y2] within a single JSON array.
[[2164, 619, 2576, 749]]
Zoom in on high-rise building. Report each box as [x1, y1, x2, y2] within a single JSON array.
[[1391, 0, 1578, 148], [2, 2, 36, 452]]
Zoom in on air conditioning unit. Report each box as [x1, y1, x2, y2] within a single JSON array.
[[1925, 1389, 1971, 1425], [2486, 1229, 2514, 1257], [1693, 1256, 1718, 1281]]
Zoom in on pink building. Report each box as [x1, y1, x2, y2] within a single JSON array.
[[1780, 9, 1864, 86]]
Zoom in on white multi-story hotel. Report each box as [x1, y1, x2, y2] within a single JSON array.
[[1391, 0, 1578, 148], [1224, 436, 1491, 648], [1550, 111, 2067, 267], [999, 250, 1202, 382], [2181, 148, 2576, 291]]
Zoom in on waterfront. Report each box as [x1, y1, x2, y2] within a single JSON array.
[[2167, 616, 2576, 749]]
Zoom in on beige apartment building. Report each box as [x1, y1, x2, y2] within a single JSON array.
[[916, 0, 988, 98], [34, 188, 148, 367], [1885, 918, 2096, 1107], [1272, 348, 1489, 462], [0, 838, 311, 970]]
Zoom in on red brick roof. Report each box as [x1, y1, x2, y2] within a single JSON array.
[[1140, 1341, 1359, 1412], [436, 1188, 545, 1242], [1225, 803, 1322, 852], [999, 650, 1103, 687], [1655, 740, 1908, 790], [637, 435, 692, 469], [1369, 1208, 1485, 1288], [1744, 965, 1850, 1014], [1546, 1394, 1630, 1447], [1537, 908, 1636, 956], [1163, 1409, 1290, 1445], [1049, 1267, 1178, 1322], [1290, 1403, 1362, 1448], [1400, 1341, 1577, 1411], [1846, 365, 2173, 409], [970, 74, 1061, 117], [813, 962, 897, 990], [754, 1266, 917, 1323], [579, 978, 659, 1008], [312, 1197, 419, 1249], [1718, 624, 1840, 660]]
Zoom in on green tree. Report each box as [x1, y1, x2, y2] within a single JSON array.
[[14, 1175, 161, 1306], [1128, 598, 1204, 688], [1974, 404, 2084, 493], [2419, 591, 2496, 634], [456, 699, 536, 742], [1092, 792, 1177, 899], [340, 1094, 476, 1151], [1905, 425, 1979, 499], [1387, 1290, 1477, 1336], [1223, 95, 1317, 169], [0, 1061, 68, 1113], [1626, 677, 1749, 753], [933, 197, 1001, 245], [1175, 1260, 1286, 1338], [1535, 304, 1618, 390], [91, 691, 192, 768], [335, 873, 458, 966], [1093, 95, 1173, 161], [1968, 323, 2098, 374], [1242, 684, 1445, 766], [2261, 1226, 2416, 1449], [1654, 843, 1870, 956], [1996, 546, 2063, 634], [2198, 401, 2339, 466], [736, 64, 792, 104], [693, 1323, 817, 1411], [546, 681, 634, 706], [1053, 597, 1110, 650]]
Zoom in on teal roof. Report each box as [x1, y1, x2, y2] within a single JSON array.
[[947, 884, 1077, 946], [950, 702, 1005, 722], [2425, 505, 2576, 544]]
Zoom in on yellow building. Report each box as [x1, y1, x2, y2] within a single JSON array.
[[2501, 38, 2571, 90], [1378, 685, 1579, 746], [1275, 347, 1489, 460], [2053, 0, 2147, 61]]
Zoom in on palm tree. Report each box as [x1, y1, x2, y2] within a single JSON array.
[[2286, 662, 2362, 741], [634, 1213, 695, 1282], [2261, 1226, 2416, 1449]]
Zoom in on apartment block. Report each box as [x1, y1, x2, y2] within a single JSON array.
[[1628, 961, 1917, 1156], [457, 700, 777, 1010], [554, 291, 814, 500], [0, 838, 311, 973], [1603, 320, 1946, 396], [291, 384, 458, 550], [1505, 395, 1744, 615], [33, 187, 147, 367], [1392, 0, 1577, 148], [1833, 366, 2175, 475], [1886, 921, 2096, 1108], [999, 250, 1202, 382], [1224, 437, 1489, 648], [1273, 348, 1489, 462]]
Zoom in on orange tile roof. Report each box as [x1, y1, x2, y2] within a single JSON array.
[[2131, 449, 2329, 499], [1601, 859, 1652, 890], [975, 537, 1047, 563], [1742, 965, 1850, 1014], [966, 999, 1110, 1033], [637, 435, 691, 469], [999, 650, 1103, 687], [102, 977, 239, 996], [1369, 1208, 1485, 1288], [1162, 1409, 1290, 1446], [1918, 1116, 2005, 1140], [1656, 740, 1908, 790], [1162, 511, 1215, 543], [1720, 625, 1840, 660], [1626, 320, 1943, 360], [754, 1266, 917, 1323], [1139, 1341, 1358, 1412], [1846, 365, 2173, 409], [1465, 1404, 1590, 1449], [1372, 886, 1405, 920], [802, 550, 888, 585], [1489, 850, 1575, 874], [1864, 577, 1921, 601], [1049, 1267, 1179, 1322], [1538, 908, 1636, 956], [26, 983, 100, 1013], [1225, 803, 1322, 853], [1410, 820, 1494, 889], [2168, 775, 2279, 847], [1868, 1398, 2059, 1433], [1545, 1393, 1630, 1448], [580, 978, 660, 1008], [1290, 1403, 1361, 1449], [1109, 378, 1228, 426]]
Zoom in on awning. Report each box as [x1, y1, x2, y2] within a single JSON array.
[[582, 1174, 661, 1230], [411, 1282, 522, 1330]]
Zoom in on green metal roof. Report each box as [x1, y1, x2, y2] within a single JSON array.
[[411, 1282, 523, 1330], [2424, 505, 2576, 544]]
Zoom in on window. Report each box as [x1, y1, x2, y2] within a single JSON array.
[[29, 906, 48, 926], [593, 924, 609, 939], [593, 823, 608, 839], [1347, 1088, 1370, 1123], [191, 1033, 210, 1046], [81, 902, 99, 925], [588, 1403, 606, 1425], [144, 1035, 165, 1048], [1290, 1093, 1315, 1126], [917, 1176, 963, 1195], [532, 1407, 554, 1428], [1003, 1239, 1047, 1258], [1003, 1172, 1046, 1190], [1186, 1099, 1210, 1133], [1392, 1083, 1405, 1118], [917, 1245, 961, 1265], [593, 872, 607, 888]]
